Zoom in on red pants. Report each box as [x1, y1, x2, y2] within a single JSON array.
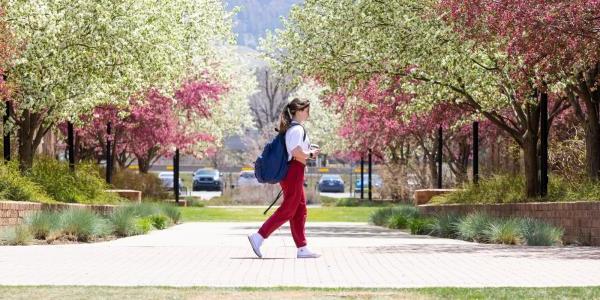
[[258, 160, 307, 248]]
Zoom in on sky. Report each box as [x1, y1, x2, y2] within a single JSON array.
[[226, 0, 303, 49]]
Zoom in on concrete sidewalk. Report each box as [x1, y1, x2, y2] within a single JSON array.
[[0, 222, 599, 287]]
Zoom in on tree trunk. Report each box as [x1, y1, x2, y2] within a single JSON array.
[[18, 126, 34, 171], [457, 139, 469, 184], [136, 155, 150, 174], [522, 131, 539, 198], [584, 96, 600, 180], [16, 110, 47, 171]]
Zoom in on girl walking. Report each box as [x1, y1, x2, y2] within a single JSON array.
[[248, 98, 321, 259]]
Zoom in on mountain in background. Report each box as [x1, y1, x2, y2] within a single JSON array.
[[226, 0, 303, 49]]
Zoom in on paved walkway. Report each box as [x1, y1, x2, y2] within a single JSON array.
[[1, 222, 600, 287]]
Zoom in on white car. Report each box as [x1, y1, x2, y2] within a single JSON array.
[[158, 172, 173, 179], [157, 172, 185, 193], [237, 171, 261, 187]]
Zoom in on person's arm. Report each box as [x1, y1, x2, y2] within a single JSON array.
[[291, 146, 319, 161]]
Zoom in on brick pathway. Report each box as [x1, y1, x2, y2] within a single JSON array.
[[0, 222, 599, 287]]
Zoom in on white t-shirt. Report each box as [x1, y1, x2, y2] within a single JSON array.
[[285, 122, 310, 161]]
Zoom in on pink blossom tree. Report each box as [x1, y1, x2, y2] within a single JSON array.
[[330, 76, 483, 187], [70, 77, 226, 173]]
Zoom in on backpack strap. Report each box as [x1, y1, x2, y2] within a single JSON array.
[[288, 123, 306, 141]]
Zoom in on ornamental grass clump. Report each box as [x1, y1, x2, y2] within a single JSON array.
[[519, 218, 564, 246], [109, 208, 137, 237], [158, 203, 181, 224], [483, 218, 524, 245], [409, 217, 435, 235], [388, 214, 411, 229], [369, 207, 397, 226], [455, 212, 493, 242], [429, 214, 461, 238], [60, 209, 106, 242], [110, 203, 179, 236], [25, 211, 60, 240], [0, 225, 33, 246]]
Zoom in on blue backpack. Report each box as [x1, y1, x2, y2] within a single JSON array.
[[254, 124, 306, 184]]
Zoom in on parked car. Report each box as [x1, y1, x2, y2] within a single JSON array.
[[193, 168, 222, 191], [158, 172, 185, 194], [237, 170, 260, 187], [318, 174, 345, 193], [354, 174, 383, 193]]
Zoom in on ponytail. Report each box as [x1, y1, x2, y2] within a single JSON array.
[[278, 103, 292, 133]]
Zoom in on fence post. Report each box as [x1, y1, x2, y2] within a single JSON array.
[[368, 148, 372, 201], [174, 148, 180, 203], [437, 126, 443, 189], [360, 155, 364, 199], [106, 122, 112, 184], [67, 121, 75, 172]]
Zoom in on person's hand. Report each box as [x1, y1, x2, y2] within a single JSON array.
[[311, 148, 321, 158]]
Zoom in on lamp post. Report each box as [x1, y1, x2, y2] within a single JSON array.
[[106, 122, 113, 184], [473, 121, 479, 184]]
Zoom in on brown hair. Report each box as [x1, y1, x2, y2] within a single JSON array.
[[278, 98, 310, 133]]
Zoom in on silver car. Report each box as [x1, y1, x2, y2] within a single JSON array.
[[237, 171, 261, 187]]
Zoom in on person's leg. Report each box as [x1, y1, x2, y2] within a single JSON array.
[[289, 188, 307, 248], [257, 162, 303, 239]]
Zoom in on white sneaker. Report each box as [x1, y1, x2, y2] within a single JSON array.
[[297, 246, 320, 258], [247, 233, 264, 258]]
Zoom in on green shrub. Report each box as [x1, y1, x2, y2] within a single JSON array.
[[335, 198, 362, 207], [519, 218, 564, 246], [431, 175, 524, 205], [431, 174, 600, 205], [150, 214, 169, 229], [59, 209, 105, 242], [337, 198, 391, 207], [0, 225, 33, 246], [429, 214, 460, 238], [28, 158, 120, 204], [111, 169, 169, 200], [25, 211, 60, 240], [319, 196, 337, 207], [456, 213, 493, 242], [370, 205, 419, 227], [186, 197, 205, 207], [205, 194, 234, 206], [409, 217, 435, 235], [0, 161, 53, 203], [134, 217, 153, 234], [483, 218, 523, 245], [388, 214, 411, 229]]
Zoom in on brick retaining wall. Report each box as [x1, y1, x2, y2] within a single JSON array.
[[418, 201, 600, 246], [0, 201, 116, 227]]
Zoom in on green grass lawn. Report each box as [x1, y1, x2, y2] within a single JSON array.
[[181, 206, 379, 222], [1, 286, 599, 299]]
